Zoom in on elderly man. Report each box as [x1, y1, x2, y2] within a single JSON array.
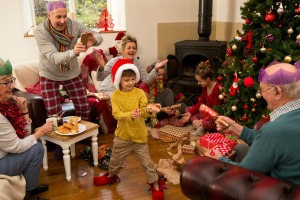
[[34, 0, 103, 120], [210, 60, 300, 185]]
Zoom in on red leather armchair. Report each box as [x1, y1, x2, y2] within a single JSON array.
[[180, 156, 300, 200], [180, 118, 300, 200]]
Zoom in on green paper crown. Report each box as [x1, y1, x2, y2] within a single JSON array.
[[0, 59, 12, 76]]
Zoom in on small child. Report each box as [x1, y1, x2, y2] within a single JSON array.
[[180, 61, 223, 136], [93, 59, 165, 200]]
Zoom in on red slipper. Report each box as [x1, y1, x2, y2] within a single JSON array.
[[93, 172, 120, 186], [149, 179, 167, 200]]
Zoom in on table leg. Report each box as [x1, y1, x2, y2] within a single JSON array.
[[91, 135, 98, 166], [41, 139, 48, 171], [70, 144, 75, 158], [62, 147, 71, 181]]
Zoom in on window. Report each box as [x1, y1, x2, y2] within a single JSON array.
[[24, 0, 125, 34]]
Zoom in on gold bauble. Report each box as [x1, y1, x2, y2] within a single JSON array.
[[219, 94, 224, 100], [256, 92, 262, 98], [252, 108, 256, 112], [231, 105, 237, 111], [260, 46, 266, 53], [284, 55, 292, 63], [232, 43, 237, 51], [287, 27, 294, 35], [297, 34, 300, 41], [219, 86, 224, 92], [250, 97, 256, 102]]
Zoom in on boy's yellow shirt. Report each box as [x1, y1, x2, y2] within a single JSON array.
[[111, 87, 152, 143]]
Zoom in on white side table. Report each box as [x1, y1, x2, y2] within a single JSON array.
[[41, 120, 99, 181]]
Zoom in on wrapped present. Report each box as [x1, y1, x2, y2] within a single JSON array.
[[157, 125, 191, 142], [210, 143, 232, 156], [199, 132, 224, 149], [181, 144, 195, 155], [200, 132, 237, 151]]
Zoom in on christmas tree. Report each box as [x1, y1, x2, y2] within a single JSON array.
[[97, 8, 114, 31], [215, 1, 300, 127]]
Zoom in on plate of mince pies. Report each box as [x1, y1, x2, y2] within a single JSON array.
[[55, 121, 86, 136]]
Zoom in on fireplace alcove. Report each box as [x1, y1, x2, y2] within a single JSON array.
[[166, 40, 227, 99]]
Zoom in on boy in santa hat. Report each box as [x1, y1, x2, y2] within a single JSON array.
[[93, 59, 165, 200]]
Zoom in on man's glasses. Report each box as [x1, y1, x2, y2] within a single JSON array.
[[0, 77, 16, 87], [257, 86, 275, 94]]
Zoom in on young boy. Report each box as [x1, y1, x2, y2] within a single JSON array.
[[93, 59, 165, 200]]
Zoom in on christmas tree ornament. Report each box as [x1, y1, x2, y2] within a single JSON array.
[[265, 12, 276, 23], [296, 34, 300, 41], [260, 46, 267, 53], [250, 97, 256, 102], [235, 31, 243, 41], [226, 48, 233, 56], [219, 94, 224, 100], [287, 27, 294, 35], [266, 33, 275, 42], [231, 105, 237, 111], [256, 92, 262, 98], [252, 55, 258, 62], [217, 75, 223, 82], [277, 2, 284, 15], [242, 114, 248, 121], [245, 18, 251, 24], [284, 55, 292, 63], [252, 108, 256, 112], [232, 43, 237, 51], [243, 77, 254, 87], [296, 6, 300, 14], [229, 72, 239, 96], [219, 86, 224, 92], [255, 12, 261, 17], [243, 104, 249, 109]]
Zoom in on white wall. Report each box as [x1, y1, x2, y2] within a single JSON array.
[[0, 0, 245, 66]]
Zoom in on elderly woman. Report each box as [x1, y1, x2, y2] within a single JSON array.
[[0, 58, 53, 199]]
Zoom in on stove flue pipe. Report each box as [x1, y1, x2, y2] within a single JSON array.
[[198, 0, 213, 41]]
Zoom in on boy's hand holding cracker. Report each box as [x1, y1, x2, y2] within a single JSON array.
[[146, 103, 161, 114]]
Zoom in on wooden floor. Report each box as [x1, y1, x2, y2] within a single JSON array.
[[35, 131, 195, 200]]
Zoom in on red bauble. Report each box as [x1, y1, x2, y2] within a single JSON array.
[[243, 104, 249, 109], [252, 56, 258, 62], [295, 6, 300, 15], [245, 18, 251, 24], [243, 77, 254, 87], [217, 75, 223, 82], [242, 114, 248, 121], [229, 91, 236, 96], [227, 48, 232, 56], [265, 12, 276, 23]]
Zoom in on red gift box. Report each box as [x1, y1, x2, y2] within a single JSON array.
[[200, 132, 237, 150], [199, 132, 223, 149]]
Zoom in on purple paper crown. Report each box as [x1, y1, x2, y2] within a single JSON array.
[[258, 60, 300, 85], [47, 1, 66, 12]]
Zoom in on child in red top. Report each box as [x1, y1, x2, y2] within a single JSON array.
[[180, 61, 223, 135]]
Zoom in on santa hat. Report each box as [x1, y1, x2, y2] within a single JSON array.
[[112, 59, 140, 89], [115, 32, 126, 41]]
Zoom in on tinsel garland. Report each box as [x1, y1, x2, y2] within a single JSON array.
[[148, 80, 164, 127], [0, 101, 28, 138]]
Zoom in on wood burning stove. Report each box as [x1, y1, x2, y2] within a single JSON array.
[[167, 0, 227, 97]]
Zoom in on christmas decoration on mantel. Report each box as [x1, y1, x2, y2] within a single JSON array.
[[215, 0, 300, 127], [97, 8, 114, 31]]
